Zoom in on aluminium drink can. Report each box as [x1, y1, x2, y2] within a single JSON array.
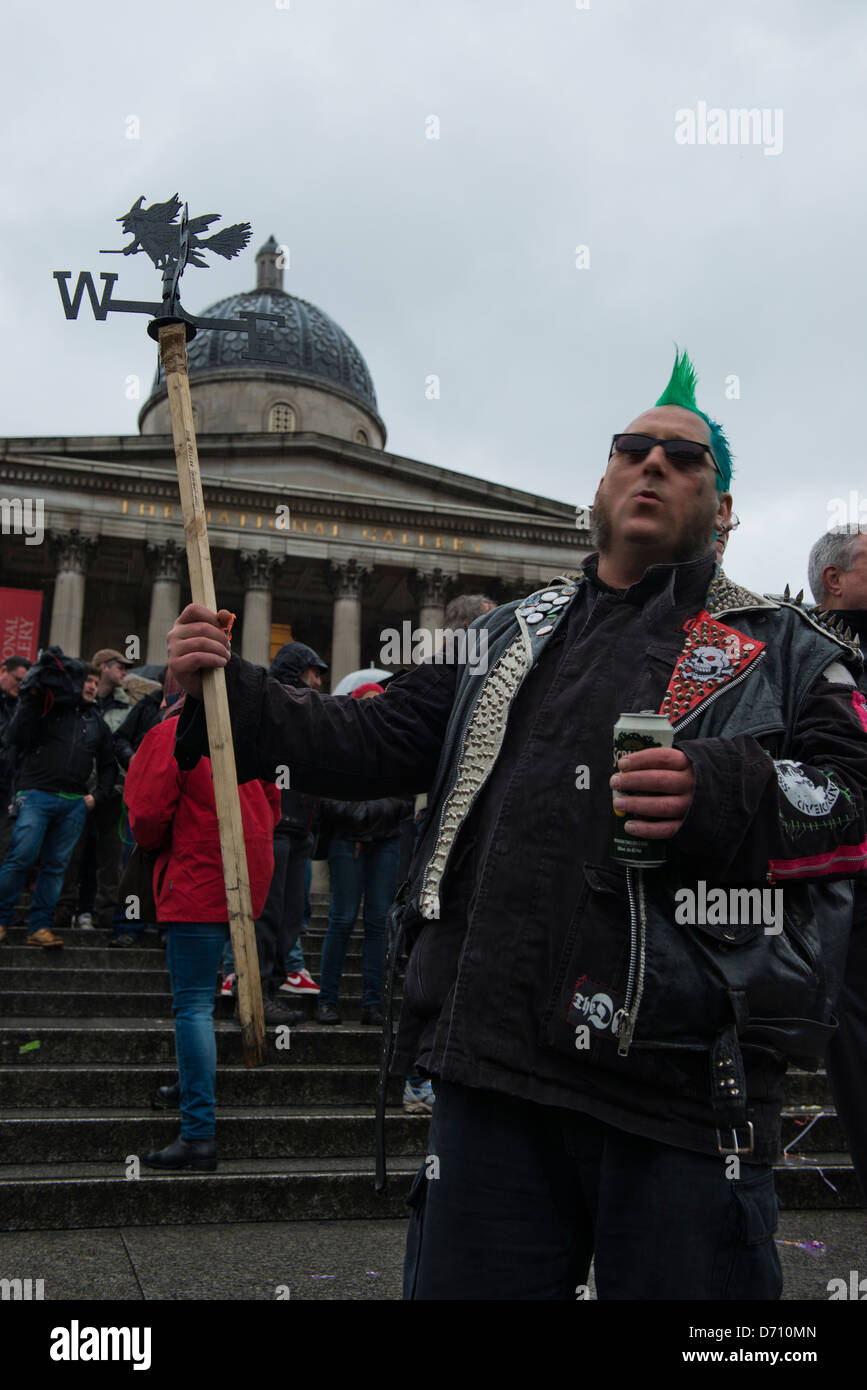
[[610, 711, 674, 867]]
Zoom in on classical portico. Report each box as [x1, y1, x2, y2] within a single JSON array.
[[0, 235, 593, 673]]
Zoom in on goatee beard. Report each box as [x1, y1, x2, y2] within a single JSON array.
[[590, 492, 717, 566]]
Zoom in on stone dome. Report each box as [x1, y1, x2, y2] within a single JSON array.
[[138, 237, 384, 441]]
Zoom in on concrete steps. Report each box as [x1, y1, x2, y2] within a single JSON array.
[[1, 893, 861, 1228]]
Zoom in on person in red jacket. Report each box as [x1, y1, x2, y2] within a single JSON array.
[[124, 699, 281, 1170]]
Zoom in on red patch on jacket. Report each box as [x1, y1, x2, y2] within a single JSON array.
[[660, 612, 766, 725]]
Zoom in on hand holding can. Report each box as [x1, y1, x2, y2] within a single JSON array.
[[610, 712, 676, 867]]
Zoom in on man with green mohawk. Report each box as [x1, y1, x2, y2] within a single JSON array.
[[165, 349, 867, 1301]]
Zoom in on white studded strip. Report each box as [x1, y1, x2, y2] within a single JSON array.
[[418, 634, 534, 919]]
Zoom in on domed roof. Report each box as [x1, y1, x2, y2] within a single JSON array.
[[148, 239, 378, 414]]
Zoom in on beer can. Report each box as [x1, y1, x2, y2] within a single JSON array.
[[610, 711, 674, 867]]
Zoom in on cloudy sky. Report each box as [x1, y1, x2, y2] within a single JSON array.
[[3, 0, 865, 594]]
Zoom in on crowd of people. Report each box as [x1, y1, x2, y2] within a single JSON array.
[[2, 348, 866, 1295], [0, 596, 496, 1168]]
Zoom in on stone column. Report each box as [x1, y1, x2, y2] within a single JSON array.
[[327, 559, 368, 686], [145, 540, 185, 665], [48, 530, 96, 657], [409, 567, 450, 636], [237, 549, 284, 669]]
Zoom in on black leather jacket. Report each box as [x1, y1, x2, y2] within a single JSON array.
[[175, 559, 867, 1166]]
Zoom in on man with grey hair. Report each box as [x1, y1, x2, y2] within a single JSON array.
[[807, 521, 867, 1196], [443, 594, 496, 629], [808, 524, 867, 615]]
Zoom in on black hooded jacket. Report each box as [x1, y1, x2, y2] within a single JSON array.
[[268, 642, 326, 839]]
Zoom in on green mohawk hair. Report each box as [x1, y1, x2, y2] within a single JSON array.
[[654, 347, 733, 491]]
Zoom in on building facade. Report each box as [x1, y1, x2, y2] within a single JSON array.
[[1, 238, 591, 685]]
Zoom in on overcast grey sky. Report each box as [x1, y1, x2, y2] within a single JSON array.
[[3, 0, 865, 595]]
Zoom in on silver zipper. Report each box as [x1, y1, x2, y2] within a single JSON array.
[[614, 866, 645, 1056], [671, 650, 766, 733]]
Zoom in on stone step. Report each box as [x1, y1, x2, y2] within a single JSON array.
[[771, 1155, 865, 1210], [0, 1151, 857, 1232], [0, 943, 362, 969], [0, 990, 396, 1017], [780, 1108, 848, 1154], [0, 1064, 406, 1109], [0, 965, 381, 993], [12, 909, 346, 934], [0, 1157, 419, 1230], [0, 1021, 384, 1066], [0, 1108, 428, 1163]]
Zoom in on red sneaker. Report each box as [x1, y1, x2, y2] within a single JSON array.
[[279, 969, 320, 996]]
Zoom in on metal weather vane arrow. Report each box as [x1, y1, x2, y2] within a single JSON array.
[[54, 193, 286, 355], [53, 195, 273, 1066]]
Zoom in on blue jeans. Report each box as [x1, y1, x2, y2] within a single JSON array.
[[0, 790, 88, 933], [404, 1081, 782, 1300], [165, 923, 228, 1140], [320, 837, 399, 1007]]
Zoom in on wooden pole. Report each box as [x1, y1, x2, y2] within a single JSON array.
[[158, 322, 265, 1066]]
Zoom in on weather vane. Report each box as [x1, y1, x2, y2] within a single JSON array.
[[54, 192, 288, 357], [52, 195, 275, 1065]]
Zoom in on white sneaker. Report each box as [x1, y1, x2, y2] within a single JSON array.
[[76, 913, 94, 929]]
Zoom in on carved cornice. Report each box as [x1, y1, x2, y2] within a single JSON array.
[[326, 558, 369, 600], [0, 454, 588, 549]]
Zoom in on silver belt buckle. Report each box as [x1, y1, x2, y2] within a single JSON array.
[[715, 1122, 755, 1156]]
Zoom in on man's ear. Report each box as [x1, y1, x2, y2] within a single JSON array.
[[822, 564, 843, 599], [715, 492, 733, 529]]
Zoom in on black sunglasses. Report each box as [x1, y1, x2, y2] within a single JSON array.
[[609, 433, 723, 482]]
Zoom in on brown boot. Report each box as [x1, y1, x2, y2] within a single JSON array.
[[27, 928, 64, 948], [0, 924, 6, 944]]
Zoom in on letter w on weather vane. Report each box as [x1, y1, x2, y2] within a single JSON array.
[[51, 193, 276, 1066], [53, 192, 287, 357]]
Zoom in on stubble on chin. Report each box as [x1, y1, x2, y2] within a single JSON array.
[[590, 489, 718, 565]]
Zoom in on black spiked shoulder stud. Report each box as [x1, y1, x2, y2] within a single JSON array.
[[769, 586, 863, 657]]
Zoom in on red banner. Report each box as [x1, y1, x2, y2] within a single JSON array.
[[0, 589, 43, 662]]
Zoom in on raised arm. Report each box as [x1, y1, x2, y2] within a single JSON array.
[[168, 604, 458, 800]]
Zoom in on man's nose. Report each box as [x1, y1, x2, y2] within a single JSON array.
[[642, 446, 668, 473]]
